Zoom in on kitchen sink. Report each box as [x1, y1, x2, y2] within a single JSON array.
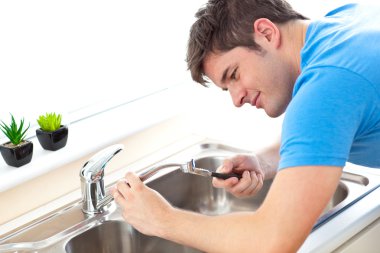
[[1, 141, 380, 253], [65, 220, 134, 253]]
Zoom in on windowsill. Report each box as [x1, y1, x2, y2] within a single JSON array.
[[0, 83, 195, 192]]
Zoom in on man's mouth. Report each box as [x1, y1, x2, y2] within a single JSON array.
[[251, 92, 261, 108]]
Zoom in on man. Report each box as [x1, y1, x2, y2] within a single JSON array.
[[112, 0, 380, 252]]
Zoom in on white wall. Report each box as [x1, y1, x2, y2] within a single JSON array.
[[0, 0, 375, 134], [0, 0, 206, 127]]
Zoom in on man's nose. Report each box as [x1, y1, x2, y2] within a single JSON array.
[[229, 88, 244, 107]]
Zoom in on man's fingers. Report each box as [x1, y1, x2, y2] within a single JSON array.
[[241, 172, 259, 196], [114, 171, 144, 203], [217, 160, 233, 173], [212, 177, 238, 188], [250, 173, 264, 196], [229, 171, 251, 196], [112, 187, 128, 207], [229, 155, 248, 170], [116, 180, 131, 199], [125, 172, 144, 190]]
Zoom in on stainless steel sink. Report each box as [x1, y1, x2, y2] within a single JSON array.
[[1, 142, 380, 253], [65, 221, 134, 253]]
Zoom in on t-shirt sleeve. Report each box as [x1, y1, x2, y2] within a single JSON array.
[[279, 67, 377, 170]]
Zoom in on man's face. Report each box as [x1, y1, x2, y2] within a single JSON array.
[[203, 46, 296, 118]]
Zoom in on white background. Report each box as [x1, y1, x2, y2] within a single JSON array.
[[0, 0, 371, 138], [0, 1, 206, 131], [0, 0, 376, 136]]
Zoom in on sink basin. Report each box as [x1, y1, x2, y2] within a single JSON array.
[[65, 220, 200, 253], [65, 220, 134, 253], [1, 142, 380, 253], [63, 156, 353, 253]]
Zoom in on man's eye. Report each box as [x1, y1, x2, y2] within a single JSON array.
[[231, 68, 237, 80]]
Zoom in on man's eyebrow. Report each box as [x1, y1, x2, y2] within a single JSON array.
[[220, 66, 230, 84]]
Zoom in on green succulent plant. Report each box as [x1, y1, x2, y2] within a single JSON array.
[[0, 114, 30, 145], [37, 112, 62, 132]]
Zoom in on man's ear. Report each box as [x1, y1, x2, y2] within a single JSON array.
[[253, 18, 281, 48]]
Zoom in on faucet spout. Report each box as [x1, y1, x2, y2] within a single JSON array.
[[80, 144, 124, 214]]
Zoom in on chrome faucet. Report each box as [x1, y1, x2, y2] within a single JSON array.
[[80, 144, 124, 214]]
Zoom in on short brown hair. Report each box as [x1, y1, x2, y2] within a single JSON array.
[[186, 0, 308, 85]]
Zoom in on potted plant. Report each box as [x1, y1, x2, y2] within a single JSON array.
[[36, 112, 68, 151], [0, 114, 33, 167]]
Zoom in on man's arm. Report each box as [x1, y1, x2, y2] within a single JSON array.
[[114, 166, 343, 253]]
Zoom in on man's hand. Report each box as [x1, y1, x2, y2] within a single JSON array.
[[111, 172, 173, 237], [212, 154, 265, 198]]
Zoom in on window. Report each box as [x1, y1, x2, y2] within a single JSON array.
[[0, 0, 374, 139], [0, 0, 206, 140]]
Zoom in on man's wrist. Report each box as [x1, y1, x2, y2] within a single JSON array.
[[156, 205, 178, 238], [256, 154, 277, 180]]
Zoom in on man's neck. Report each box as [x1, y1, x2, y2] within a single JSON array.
[[280, 19, 310, 76]]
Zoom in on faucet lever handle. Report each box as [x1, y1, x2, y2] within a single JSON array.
[[80, 144, 124, 181]]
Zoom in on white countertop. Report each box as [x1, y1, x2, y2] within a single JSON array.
[[301, 187, 380, 253]]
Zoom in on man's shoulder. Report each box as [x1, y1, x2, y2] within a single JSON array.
[[293, 66, 377, 101], [302, 3, 380, 80], [280, 65, 380, 170]]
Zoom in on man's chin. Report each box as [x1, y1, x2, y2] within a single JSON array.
[[265, 108, 285, 118]]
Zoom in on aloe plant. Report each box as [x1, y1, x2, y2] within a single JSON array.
[[0, 114, 30, 145], [37, 113, 62, 132]]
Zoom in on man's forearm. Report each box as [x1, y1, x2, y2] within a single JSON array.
[[157, 166, 341, 253], [160, 209, 266, 253]]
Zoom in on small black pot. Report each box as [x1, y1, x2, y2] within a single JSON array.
[[36, 125, 68, 151], [0, 140, 33, 167]]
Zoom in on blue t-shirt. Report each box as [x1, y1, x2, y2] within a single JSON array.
[[279, 4, 380, 170]]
